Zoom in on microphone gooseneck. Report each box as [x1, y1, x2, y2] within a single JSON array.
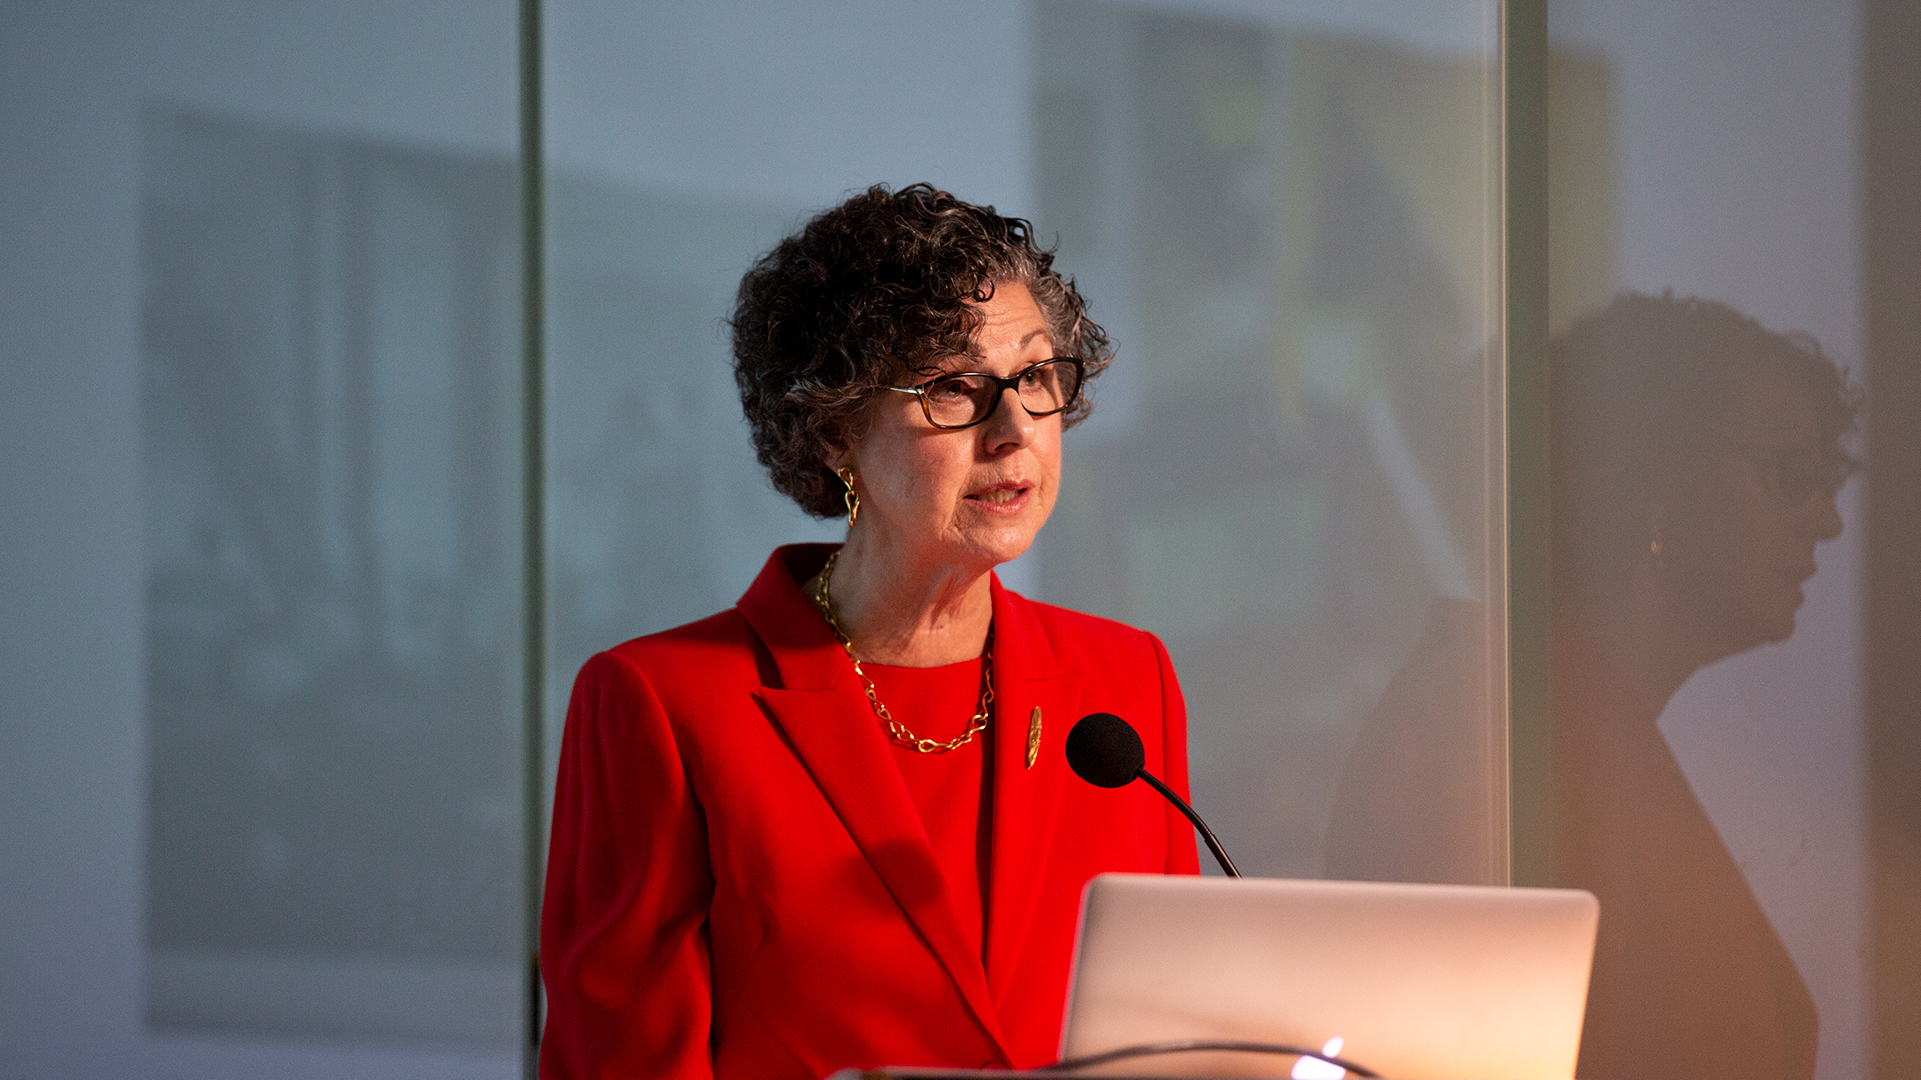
[[1066, 713, 1241, 878]]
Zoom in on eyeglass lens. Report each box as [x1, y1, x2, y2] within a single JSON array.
[[921, 359, 1081, 428]]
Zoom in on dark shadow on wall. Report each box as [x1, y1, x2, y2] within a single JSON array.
[[1545, 294, 1853, 1080], [1330, 292, 1861, 1080]]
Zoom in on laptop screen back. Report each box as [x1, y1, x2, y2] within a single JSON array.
[[1060, 874, 1599, 1079]]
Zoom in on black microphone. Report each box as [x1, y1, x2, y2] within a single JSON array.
[[1065, 713, 1241, 878]]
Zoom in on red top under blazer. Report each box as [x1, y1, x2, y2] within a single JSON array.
[[540, 544, 1201, 1080]]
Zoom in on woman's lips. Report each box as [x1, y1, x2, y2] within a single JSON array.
[[966, 481, 1031, 508]]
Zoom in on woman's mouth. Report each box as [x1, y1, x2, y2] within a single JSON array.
[[966, 481, 1030, 507]]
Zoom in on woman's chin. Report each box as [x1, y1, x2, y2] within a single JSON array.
[[950, 503, 1050, 563], [949, 523, 1042, 570]]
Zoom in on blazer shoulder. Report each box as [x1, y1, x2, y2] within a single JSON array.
[[591, 606, 764, 684]]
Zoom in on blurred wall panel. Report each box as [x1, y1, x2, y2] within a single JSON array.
[[544, 176, 839, 736], [1547, 49, 1617, 334], [0, 3, 521, 1077], [1031, 0, 1507, 885], [141, 108, 523, 1046]]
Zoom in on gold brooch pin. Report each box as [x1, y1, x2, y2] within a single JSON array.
[[1026, 706, 1043, 768]]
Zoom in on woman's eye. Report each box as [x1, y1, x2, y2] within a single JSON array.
[[925, 379, 972, 402]]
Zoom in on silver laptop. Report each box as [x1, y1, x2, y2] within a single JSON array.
[[1059, 874, 1598, 1079]]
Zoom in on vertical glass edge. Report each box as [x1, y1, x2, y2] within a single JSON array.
[[1502, 0, 1554, 889], [519, 0, 547, 1072]]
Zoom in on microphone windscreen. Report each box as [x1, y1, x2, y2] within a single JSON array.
[[1065, 713, 1146, 788]]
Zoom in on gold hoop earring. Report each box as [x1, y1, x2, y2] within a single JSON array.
[[838, 467, 859, 527]]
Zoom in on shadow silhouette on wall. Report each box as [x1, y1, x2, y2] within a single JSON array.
[[1327, 291, 1860, 1080]]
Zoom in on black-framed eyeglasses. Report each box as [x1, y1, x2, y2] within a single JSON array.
[[1734, 444, 1854, 505], [886, 357, 1085, 431]]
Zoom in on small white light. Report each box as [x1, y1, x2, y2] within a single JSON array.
[[1290, 1036, 1347, 1080]]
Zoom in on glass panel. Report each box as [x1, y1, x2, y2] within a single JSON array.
[[142, 107, 523, 1046], [1, 4, 522, 1075], [1546, 2, 1875, 1077], [1030, 1, 1506, 884], [545, 180, 833, 690], [544, 0, 1504, 893]]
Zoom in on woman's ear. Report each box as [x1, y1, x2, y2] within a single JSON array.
[[824, 416, 868, 474]]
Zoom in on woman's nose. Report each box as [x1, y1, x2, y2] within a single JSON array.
[[981, 386, 1034, 450]]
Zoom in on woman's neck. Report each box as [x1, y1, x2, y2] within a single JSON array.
[[1557, 568, 1732, 738], [811, 532, 995, 667]]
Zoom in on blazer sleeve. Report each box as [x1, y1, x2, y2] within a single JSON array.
[[541, 651, 716, 1080], [1151, 632, 1204, 875]]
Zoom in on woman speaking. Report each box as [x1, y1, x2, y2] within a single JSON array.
[[539, 184, 1200, 1079]]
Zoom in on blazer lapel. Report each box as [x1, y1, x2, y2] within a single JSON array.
[[738, 546, 1012, 1062], [982, 577, 1080, 1005]]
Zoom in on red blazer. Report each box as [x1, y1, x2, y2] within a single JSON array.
[[541, 544, 1200, 1080]]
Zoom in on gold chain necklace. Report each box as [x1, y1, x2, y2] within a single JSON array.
[[808, 550, 994, 754]]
